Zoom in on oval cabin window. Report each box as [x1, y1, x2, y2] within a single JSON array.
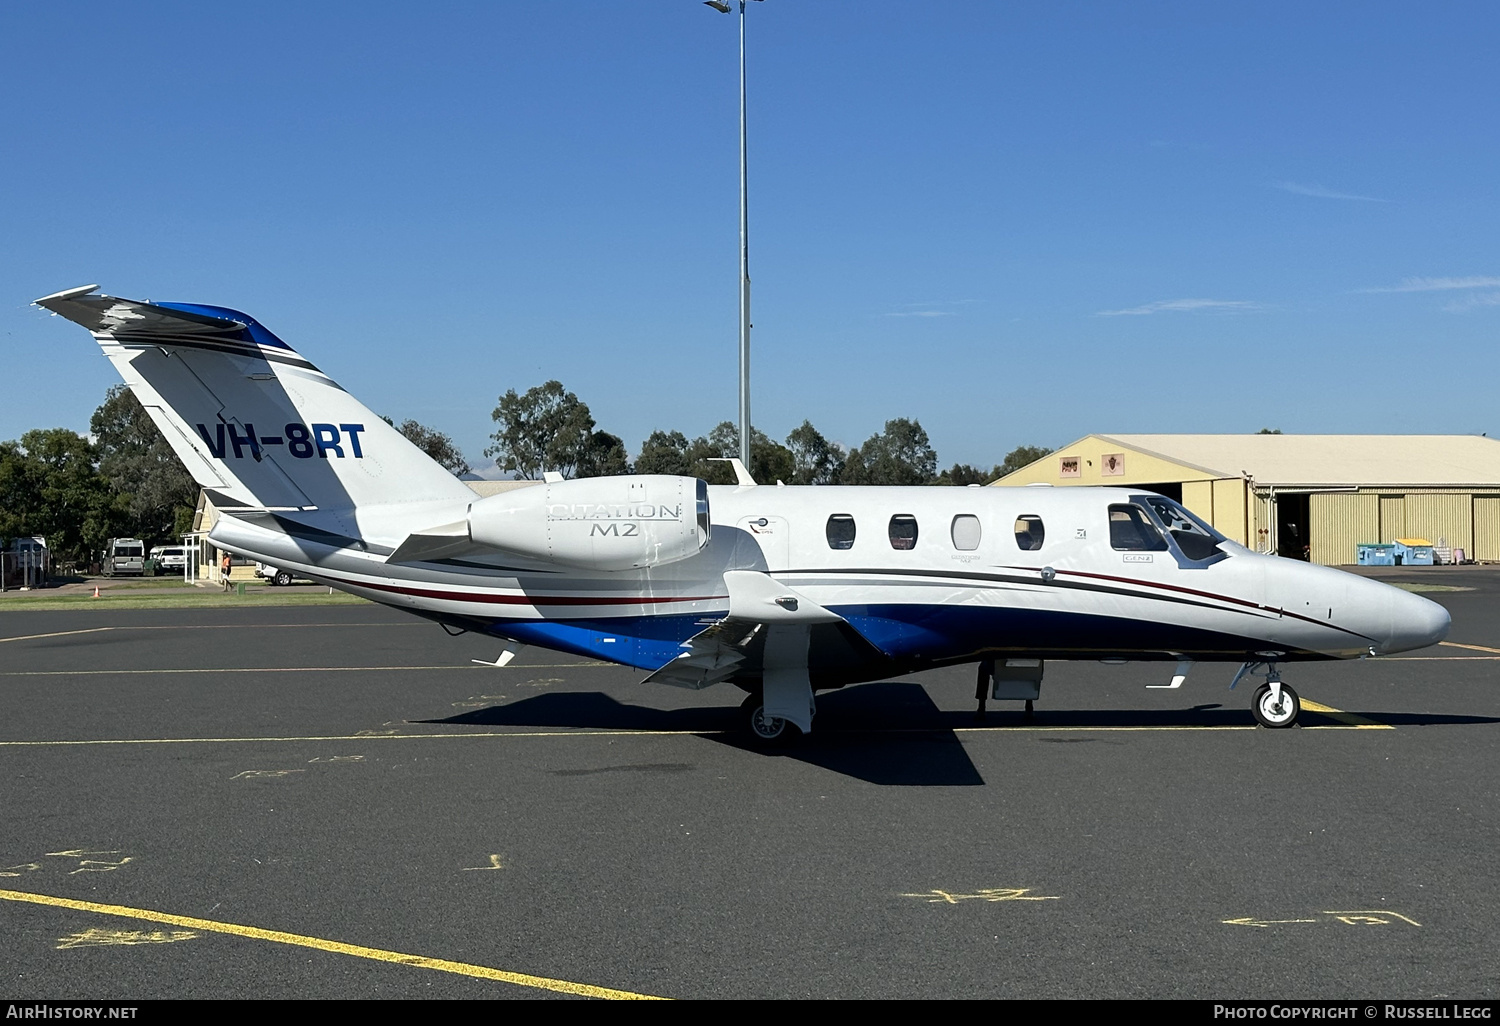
[[889, 515, 919, 550], [1014, 515, 1045, 551], [826, 514, 856, 550]]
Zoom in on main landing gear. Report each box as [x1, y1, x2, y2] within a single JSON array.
[[1231, 659, 1301, 729], [739, 693, 803, 747]]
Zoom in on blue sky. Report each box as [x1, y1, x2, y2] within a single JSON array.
[[4, 2, 1498, 472]]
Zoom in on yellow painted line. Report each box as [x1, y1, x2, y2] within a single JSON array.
[[1439, 641, 1500, 655], [956, 724, 1388, 732], [0, 887, 662, 999], [0, 720, 1405, 748], [0, 663, 610, 677], [0, 627, 116, 644], [0, 729, 713, 747], [1300, 698, 1390, 729]]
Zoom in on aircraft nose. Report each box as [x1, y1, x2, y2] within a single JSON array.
[[1378, 589, 1451, 654]]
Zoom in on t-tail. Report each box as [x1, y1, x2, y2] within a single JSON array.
[[35, 285, 475, 534]]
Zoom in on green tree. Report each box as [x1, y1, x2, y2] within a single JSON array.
[[0, 430, 126, 561], [90, 385, 198, 543], [576, 430, 630, 478], [634, 423, 793, 484], [994, 444, 1054, 479], [1257, 428, 1283, 435], [785, 420, 845, 485], [702, 422, 795, 484], [935, 463, 993, 486], [633, 430, 696, 477], [485, 381, 627, 479], [381, 416, 471, 476], [839, 418, 937, 485]]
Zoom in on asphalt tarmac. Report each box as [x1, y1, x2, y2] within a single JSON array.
[[1, 571, 1497, 1000]]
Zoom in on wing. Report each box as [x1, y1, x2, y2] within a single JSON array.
[[642, 570, 883, 690]]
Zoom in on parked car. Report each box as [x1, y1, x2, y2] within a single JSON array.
[[150, 545, 187, 572], [255, 563, 307, 587]]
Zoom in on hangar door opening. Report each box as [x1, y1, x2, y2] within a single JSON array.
[[1276, 493, 1311, 560]]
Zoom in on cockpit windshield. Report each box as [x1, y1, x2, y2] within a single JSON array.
[[1142, 496, 1226, 561]]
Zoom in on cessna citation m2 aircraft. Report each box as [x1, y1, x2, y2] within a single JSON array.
[[38, 286, 1451, 743]]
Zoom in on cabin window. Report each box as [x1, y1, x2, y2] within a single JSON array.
[[888, 515, 919, 550], [1109, 505, 1169, 551], [1014, 515, 1045, 551], [1142, 496, 1224, 561], [951, 515, 982, 551], [826, 514, 856, 550]]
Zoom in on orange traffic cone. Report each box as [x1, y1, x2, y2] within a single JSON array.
[[92, 586, 101, 598]]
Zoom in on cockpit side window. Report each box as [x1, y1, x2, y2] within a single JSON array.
[[888, 515, 919, 550], [1142, 496, 1224, 561], [1014, 515, 1045, 551], [1108, 505, 1169, 551], [826, 514, 856, 550]]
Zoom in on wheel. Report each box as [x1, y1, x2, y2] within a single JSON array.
[[1251, 682, 1300, 728], [274, 570, 293, 587], [739, 693, 801, 747]]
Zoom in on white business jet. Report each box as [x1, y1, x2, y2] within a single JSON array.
[[37, 287, 1451, 742]]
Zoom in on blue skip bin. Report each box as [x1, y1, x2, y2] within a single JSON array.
[[1357, 543, 1396, 566], [1393, 539, 1435, 566]]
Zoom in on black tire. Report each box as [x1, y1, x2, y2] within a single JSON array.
[[739, 693, 802, 747], [1251, 682, 1300, 728], [274, 571, 293, 587]]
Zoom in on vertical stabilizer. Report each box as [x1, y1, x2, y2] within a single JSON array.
[[36, 287, 475, 513]]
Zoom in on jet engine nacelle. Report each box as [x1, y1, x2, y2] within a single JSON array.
[[467, 475, 710, 571]]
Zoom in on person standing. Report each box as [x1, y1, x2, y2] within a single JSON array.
[[221, 551, 233, 592]]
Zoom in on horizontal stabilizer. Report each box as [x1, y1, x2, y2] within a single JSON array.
[[36, 285, 300, 358], [386, 521, 477, 564]]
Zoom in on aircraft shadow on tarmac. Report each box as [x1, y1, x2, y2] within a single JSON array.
[[420, 682, 985, 786], [416, 683, 1500, 787]]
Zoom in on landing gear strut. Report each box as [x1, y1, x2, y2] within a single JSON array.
[[1232, 659, 1301, 728], [740, 693, 802, 747]]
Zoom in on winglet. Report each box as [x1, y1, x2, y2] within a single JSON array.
[[708, 457, 756, 487]]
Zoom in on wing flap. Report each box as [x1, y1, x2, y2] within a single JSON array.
[[642, 572, 847, 690]]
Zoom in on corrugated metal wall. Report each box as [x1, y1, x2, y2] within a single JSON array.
[[1311, 492, 1379, 566], [1402, 493, 1471, 550], [1379, 496, 1405, 543], [1473, 496, 1500, 561], [1302, 490, 1500, 564], [1212, 478, 1248, 546]]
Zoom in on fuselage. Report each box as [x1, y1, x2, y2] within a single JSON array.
[[210, 483, 1452, 688]]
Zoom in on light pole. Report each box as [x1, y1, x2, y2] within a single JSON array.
[[704, 0, 761, 470]]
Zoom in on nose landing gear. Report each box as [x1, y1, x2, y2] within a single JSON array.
[[1252, 680, 1301, 728], [1232, 659, 1301, 728]]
